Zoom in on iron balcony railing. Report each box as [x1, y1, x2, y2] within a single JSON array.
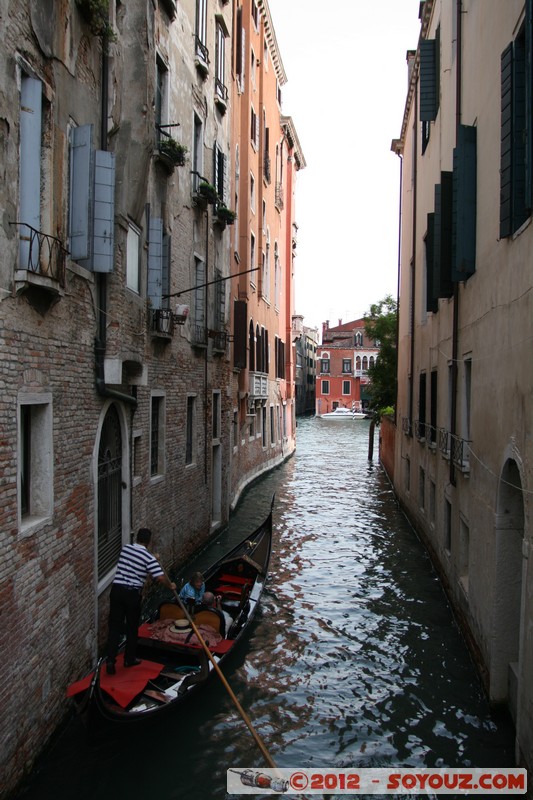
[[12, 222, 67, 286], [404, 417, 470, 472], [215, 77, 228, 107], [191, 324, 208, 346], [451, 434, 470, 472], [152, 308, 174, 336], [194, 36, 209, 68]]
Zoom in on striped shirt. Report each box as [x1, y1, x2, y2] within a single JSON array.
[[113, 543, 164, 589]]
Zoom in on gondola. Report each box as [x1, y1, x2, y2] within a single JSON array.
[[67, 499, 274, 725]]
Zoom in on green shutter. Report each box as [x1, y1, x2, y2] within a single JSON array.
[[500, 43, 513, 238], [452, 125, 477, 281], [433, 172, 453, 299], [425, 213, 438, 312], [512, 36, 527, 231], [420, 39, 437, 122]]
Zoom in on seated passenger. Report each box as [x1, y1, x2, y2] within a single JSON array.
[[195, 591, 232, 638], [179, 571, 205, 610]]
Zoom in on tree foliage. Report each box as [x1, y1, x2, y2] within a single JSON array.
[[363, 295, 398, 417]]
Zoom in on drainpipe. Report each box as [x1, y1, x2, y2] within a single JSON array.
[[449, 0, 462, 487], [94, 33, 137, 408]]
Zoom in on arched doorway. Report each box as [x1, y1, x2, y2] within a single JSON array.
[[492, 458, 524, 726]]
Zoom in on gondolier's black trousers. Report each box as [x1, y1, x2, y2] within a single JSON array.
[[106, 583, 142, 665]]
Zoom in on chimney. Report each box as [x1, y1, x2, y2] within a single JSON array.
[[338, 318, 342, 327]]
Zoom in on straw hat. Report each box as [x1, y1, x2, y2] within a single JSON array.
[[171, 619, 191, 634]]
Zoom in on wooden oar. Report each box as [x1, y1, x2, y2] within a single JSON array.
[[172, 589, 276, 769]]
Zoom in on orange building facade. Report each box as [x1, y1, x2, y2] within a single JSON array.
[[229, 0, 305, 502], [316, 319, 379, 416]]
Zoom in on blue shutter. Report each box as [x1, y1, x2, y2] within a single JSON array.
[[420, 39, 437, 122], [147, 217, 163, 309], [452, 125, 477, 281], [92, 150, 115, 272], [69, 124, 93, 260], [162, 232, 171, 307], [19, 76, 42, 268]]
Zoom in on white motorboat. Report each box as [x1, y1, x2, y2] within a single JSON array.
[[320, 407, 366, 420]]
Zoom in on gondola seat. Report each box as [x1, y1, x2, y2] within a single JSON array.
[[158, 603, 187, 621], [193, 609, 224, 635]]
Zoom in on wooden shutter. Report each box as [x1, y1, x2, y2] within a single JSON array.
[[433, 173, 453, 299], [500, 43, 513, 238], [452, 125, 477, 281], [19, 76, 42, 268], [420, 39, 438, 122], [233, 300, 247, 368], [92, 150, 115, 272], [69, 124, 92, 261], [425, 213, 438, 312], [147, 217, 163, 309]]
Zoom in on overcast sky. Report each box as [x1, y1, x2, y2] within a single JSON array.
[[266, 0, 422, 331]]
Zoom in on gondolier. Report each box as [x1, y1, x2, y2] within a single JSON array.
[[106, 528, 176, 675]]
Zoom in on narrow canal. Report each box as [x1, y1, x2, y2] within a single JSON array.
[[16, 417, 515, 800]]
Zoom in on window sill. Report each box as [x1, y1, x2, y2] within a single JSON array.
[[19, 513, 52, 538]]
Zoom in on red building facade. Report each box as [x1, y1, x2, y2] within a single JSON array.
[[315, 319, 379, 415]]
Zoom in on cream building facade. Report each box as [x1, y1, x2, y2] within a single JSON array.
[[392, 0, 533, 772]]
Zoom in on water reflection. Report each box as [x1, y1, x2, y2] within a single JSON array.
[[17, 417, 514, 800]]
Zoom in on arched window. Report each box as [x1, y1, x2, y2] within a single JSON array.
[[256, 324, 262, 372], [97, 404, 122, 581], [362, 356, 368, 371]]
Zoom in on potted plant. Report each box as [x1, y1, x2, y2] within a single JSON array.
[[215, 205, 237, 225], [76, 0, 116, 40], [158, 137, 188, 166], [197, 181, 219, 204]]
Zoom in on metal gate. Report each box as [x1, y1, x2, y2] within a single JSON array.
[[97, 404, 122, 580]]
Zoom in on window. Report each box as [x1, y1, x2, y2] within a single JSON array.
[[444, 498, 452, 552], [270, 405, 275, 445], [251, 0, 259, 29], [452, 125, 476, 279], [215, 22, 227, 106], [263, 235, 270, 301], [342, 359, 351, 373], [147, 217, 168, 310], [354, 332, 363, 346], [419, 467, 425, 510], [192, 114, 203, 192], [430, 369, 438, 444], [212, 391, 221, 441], [429, 480, 436, 523], [274, 242, 280, 308], [322, 380, 330, 395], [19, 74, 43, 270], [262, 405, 267, 447], [213, 268, 226, 342], [429, 173, 453, 303], [155, 56, 169, 146], [249, 320, 255, 371], [250, 173, 256, 212], [250, 233, 256, 283], [459, 518, 470, 592], [262, 199, 266, 231], [194, 257, 206, 335], [418, 372, 427, 436], [186, 396, 196, 465], [195, 0, 207, 50], [500, 23, 530, 238], [425, 214, 438, 313], [464, 357, 472, 442], [150, 393, 165, 477], [342, 380, 350, 395], [69, 124, 115, 273], [18, 394, 53, 529], [126, 222, 141, 293], [214, 144, 227, 204], [320, 358, 330, 374], [251, 48, 257, 90], [405, 455, 411, 492], [250, 106, 259, 149], [133, 430, 142, 485], [235, 6, 245, 92]]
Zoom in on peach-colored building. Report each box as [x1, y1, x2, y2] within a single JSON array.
[[229, 0, 305, 503]]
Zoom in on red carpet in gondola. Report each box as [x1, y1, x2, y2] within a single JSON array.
[[66, 655, 164, 708]]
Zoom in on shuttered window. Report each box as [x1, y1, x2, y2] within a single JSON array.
[[233, 300, 247, 368], [19, 76, 42, 268], [147, 217, 163, 309], [500, 22, 530, 238], [419, 30, 440, 122], [452, 125, 477, 281], [425, 213, 438, 313], [69, 124, 115, 272], [433, 172, 453, 300]]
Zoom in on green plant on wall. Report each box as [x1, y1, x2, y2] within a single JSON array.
[[215, 205, 237, 224], [158, 138, 188, 166], [197, 182, 219, 204], [76, 0, 116, 40]]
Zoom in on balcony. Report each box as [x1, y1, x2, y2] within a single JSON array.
[[191, 323, 208, 348], [194, 37, 209, 78], [249, 371, 268, 399], [151, 308, 174, 340], [451, 434, 470, 473], [214, 78, 228, 114], [13, 222, 68, 309]]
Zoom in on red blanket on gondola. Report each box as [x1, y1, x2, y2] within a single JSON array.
[[66, 655, 164, 708]]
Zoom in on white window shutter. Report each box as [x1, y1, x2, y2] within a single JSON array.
[[69, 124, 93, 261], [147, 217, 164, 309], [92, 150, 115, 272]]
